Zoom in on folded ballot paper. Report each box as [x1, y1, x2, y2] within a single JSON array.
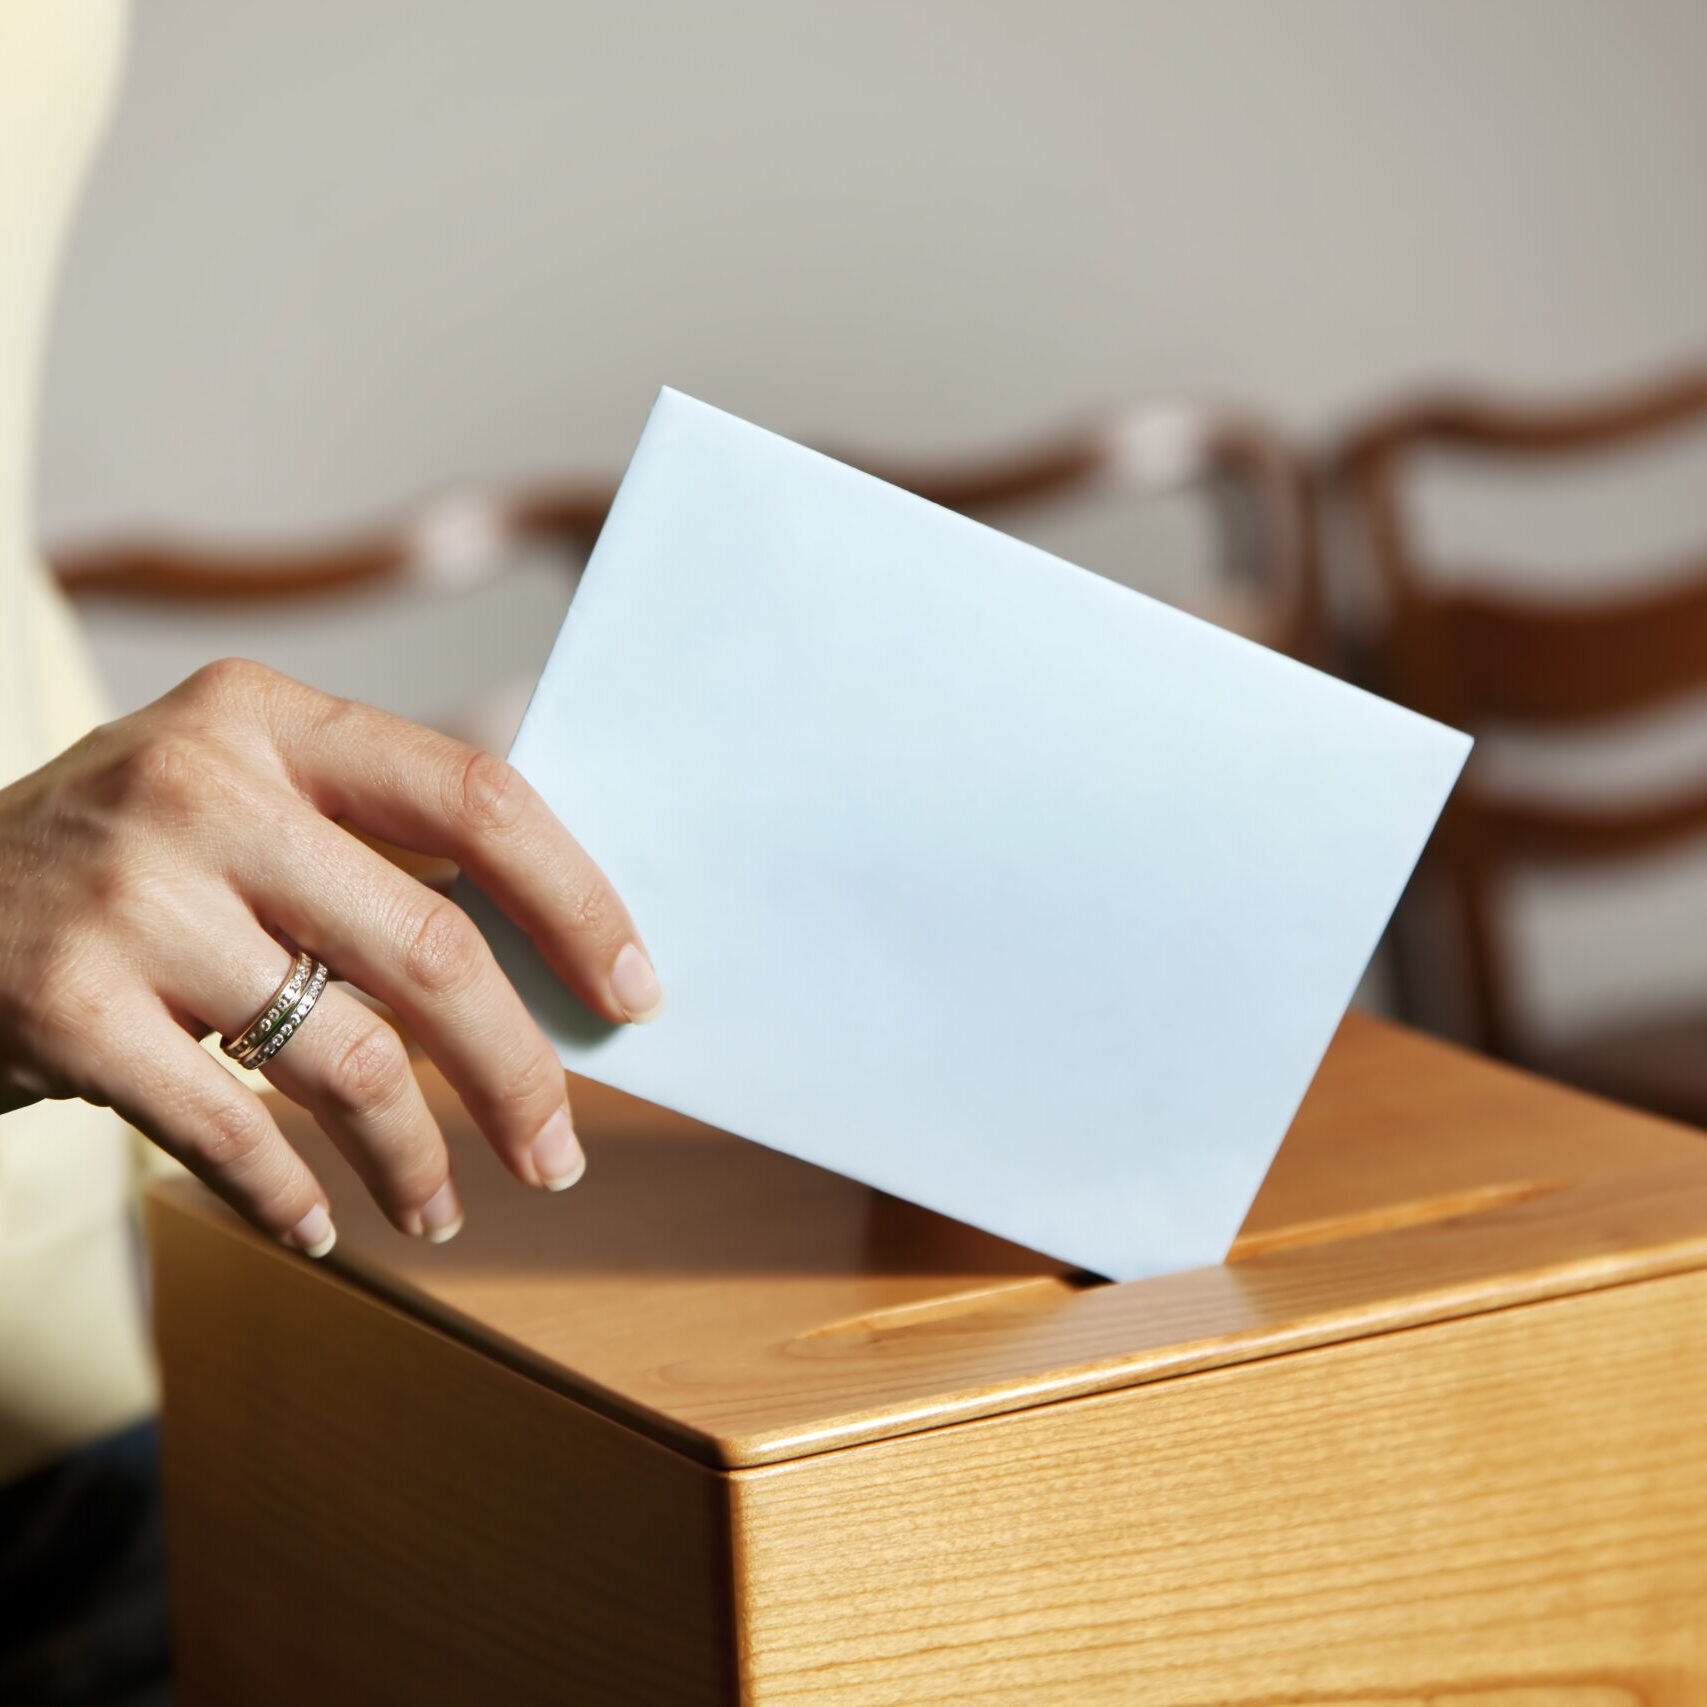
[[467, 389, 1470, 1283]]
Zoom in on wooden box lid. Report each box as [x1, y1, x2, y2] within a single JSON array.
[[152, 1013, 1707, 1468]]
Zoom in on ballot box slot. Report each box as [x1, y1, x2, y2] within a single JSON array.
[[793, 1180, 1563, 1349], [1228, 1178, 1564, 1261], [795, 1272, 1104, 1343]]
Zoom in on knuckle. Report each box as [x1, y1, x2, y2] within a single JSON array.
[[95, 731, 216, 821], [168, 661, 304, 775], [133, 734, 208, 815], [400, 899, 482, 1000], [453, 749, 530, 841], [397, 1146, 450, 1205], [308, 689, 363, 750], [487, 1033, 566, 1114], [324, 1019, 410, 1113], [179, 657, 275, 709], [513, 1054, 570, 1122], [315, 693, 365, 747], [565, 876, 622, 946], [188, 1096, 269, 1176]]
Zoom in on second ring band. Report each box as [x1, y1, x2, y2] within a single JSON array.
[[222, 950, 333, 1071], [239, 958, 330, 1070]]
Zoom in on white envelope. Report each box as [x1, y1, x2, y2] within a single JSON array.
[[467, 389, 1469, 1282]]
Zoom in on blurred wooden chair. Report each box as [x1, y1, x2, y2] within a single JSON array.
[[48, 478, 617, 606], [49, 401, 1321, 661], [1332, 367, 1707, 1127], [850, 403, 1323, 663]]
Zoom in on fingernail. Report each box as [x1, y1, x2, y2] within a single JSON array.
[[611, 942, 666, 1023], [288, 1204, 337, 1260], [530, 1106, 586, 1191], [418, 1179, 465, 1244]]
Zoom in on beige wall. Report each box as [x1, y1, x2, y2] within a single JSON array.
[[35, 0, 1707, 1035], [41, 0, 1707, 517]]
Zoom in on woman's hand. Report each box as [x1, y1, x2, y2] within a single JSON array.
[[0, 659, 663, 1255]]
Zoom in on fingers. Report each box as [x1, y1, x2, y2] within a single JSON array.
[[251, 824, 586, 1193], [102, 665, 637, 1241], [272, 692, 665, 1027], [4, 661, 626, 1263], [100, 1005, 336, 1257], [262, 985, 465, 1241], [175, 928, 462, 1241]]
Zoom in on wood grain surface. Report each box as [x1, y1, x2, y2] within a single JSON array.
[[731, 1267, 1707, 1704], [150, 1196, 739, 1706], [153, 1012, 1707, 1467]]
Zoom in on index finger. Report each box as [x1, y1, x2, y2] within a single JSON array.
[[273, 691, 665, 1027]]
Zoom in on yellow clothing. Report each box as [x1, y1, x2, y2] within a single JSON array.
[[0, 0, 157, 1486]]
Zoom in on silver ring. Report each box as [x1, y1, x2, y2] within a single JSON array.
[[222, 951, 332, 1070]]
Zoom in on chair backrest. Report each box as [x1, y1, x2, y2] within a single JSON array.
[[50, 403, 1321, 659], [1331, 368, 1707, 1053], [47, 479, 616, 604]]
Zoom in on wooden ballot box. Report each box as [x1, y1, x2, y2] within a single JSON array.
[[148, 1013, 1707, 1704]]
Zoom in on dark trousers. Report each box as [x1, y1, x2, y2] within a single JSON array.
[[0, 1421, 172, 1706]]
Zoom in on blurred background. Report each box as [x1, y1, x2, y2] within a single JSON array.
[[35, 0, 1707, 1114]]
